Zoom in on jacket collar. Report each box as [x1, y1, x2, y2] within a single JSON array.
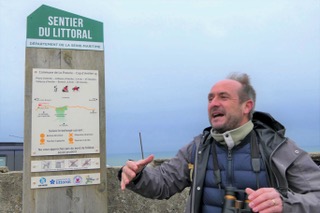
[[210, 121, 254, 149]]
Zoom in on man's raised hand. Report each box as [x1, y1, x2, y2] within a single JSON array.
[[120, 155, 154, 190]]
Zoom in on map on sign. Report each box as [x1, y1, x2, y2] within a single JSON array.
[[35, 103, 96, 122], [31, 68, 100, 156]]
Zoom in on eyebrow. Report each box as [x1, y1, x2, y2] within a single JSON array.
[[208, 91, 230, 98]]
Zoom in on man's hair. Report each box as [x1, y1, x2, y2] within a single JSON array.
[[227, 72, 256, 118]]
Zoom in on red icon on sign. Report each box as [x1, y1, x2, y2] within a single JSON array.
[[62, 86, 68, 92]]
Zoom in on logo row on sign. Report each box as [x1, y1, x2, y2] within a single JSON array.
[[31, 173, 100, 189]]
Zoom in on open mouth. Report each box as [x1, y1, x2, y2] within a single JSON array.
[[212, 112, 224, 118]]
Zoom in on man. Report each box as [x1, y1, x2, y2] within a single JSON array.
[[118, 73, 320, 212]]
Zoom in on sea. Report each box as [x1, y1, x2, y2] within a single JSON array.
[[107, 151, 177, 167], [106, 146, 320, 167]]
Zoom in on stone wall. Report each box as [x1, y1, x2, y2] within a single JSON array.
[[0, 171, 23, 213], [1, 153, 319, 213], [107, 167, 189, 213], [0, 167, 189, 213]]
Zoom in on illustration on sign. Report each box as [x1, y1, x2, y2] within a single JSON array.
[[31, 157, 100, 172], [31, 68, 100, 156]]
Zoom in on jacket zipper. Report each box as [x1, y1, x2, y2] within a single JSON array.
[[191, 137, 201, 213], [227, 148, 233, 186]]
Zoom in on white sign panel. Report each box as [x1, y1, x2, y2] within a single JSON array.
[[31, 68, 99, 156], [31, 157, 100, 172], [31, 173, 100, 189]]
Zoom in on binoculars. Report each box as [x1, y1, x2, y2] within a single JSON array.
[[222, 187, 252, 213]]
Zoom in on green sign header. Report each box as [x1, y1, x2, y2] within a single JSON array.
[[26, 5, 104, 51]]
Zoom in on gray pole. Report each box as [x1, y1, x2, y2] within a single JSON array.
[[139, 132, 144, 159]]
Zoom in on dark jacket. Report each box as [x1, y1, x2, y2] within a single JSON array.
[[126, 112, 320, 212], [193, 132, 270, 212]]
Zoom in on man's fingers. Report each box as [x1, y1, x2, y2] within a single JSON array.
[[245, 188, 255, 196], [247, 188, 274, 201], [122, 165, 138, 179], [127, 154, 154, 174], [121, 166, 137, 190], [136, 154, 154, 167], [120, 177, 127, 190], [246, 187, 283, 213], [120, 155, 154, 190]]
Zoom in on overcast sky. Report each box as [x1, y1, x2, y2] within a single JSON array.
[[0, 0, 319, 156]]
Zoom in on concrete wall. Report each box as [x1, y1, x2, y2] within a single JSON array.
[[0, 171, 23, 213], [1, 153, 319, 213], [0, 166, 188, 213], [107, 167, 189, 213]]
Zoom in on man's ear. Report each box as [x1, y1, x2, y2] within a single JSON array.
[[243, 99, 254, 115]]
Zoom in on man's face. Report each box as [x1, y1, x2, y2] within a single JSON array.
[[207, 79, 252, 133]]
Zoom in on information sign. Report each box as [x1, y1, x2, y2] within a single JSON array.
[[31, 68, 100, 156]]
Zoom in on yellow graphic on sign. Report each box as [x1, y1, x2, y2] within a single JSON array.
[[40, 133, 45, 145]]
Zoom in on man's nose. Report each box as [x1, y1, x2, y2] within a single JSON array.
[[209, 98, 219, 108]]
